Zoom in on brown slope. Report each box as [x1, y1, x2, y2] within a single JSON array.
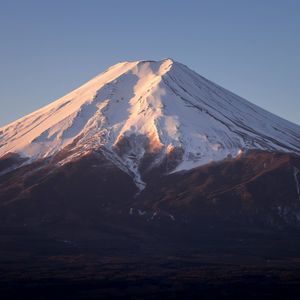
[[135, 150, 300, 228], [0, 149, 300, 230], [0, 150, 138, 228]]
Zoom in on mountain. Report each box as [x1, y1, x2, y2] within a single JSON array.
[[1, 59, 300, 299], [1, 59, 300, 188], [1, 57, 300, 226]]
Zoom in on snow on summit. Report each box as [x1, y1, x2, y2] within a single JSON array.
[[0, 58, 300, 183]]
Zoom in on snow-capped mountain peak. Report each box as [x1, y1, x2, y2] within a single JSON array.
[[0, 58, 300, 186]]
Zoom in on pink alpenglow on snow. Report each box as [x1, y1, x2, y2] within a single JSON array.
[[0, 59, 300, 189]]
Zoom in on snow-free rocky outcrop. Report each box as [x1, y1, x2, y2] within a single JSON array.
[[1, 58, 300, 188]]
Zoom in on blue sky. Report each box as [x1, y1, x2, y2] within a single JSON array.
[[0, 0, 299, 127]]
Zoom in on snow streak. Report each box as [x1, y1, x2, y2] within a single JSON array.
[[294, 167, 300, 201]]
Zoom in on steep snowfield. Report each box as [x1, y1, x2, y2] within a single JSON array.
[[0, 58, 300, 185]]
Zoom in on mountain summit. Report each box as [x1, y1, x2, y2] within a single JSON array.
[[1, 59, 300, 188]]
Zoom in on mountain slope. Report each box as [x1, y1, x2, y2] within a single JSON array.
[[0, 59, 300, 188]]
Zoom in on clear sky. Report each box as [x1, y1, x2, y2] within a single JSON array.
[[0, 0, 299, 127]]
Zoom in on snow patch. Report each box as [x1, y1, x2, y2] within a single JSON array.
[[293, 167, 300, 201], [150, 212, 157, 220], [138, 209, 147, 216], [169, 214, 175, 221]]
